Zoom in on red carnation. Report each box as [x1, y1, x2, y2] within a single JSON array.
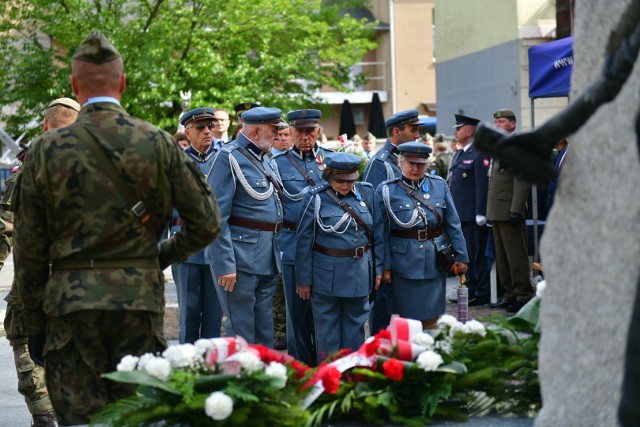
[[382, 358, 404, 381], [321, 366, 342, 394], [363, 337, 381, 357], [375, 329, 392, 341], [250, 344, 294, 364], [290, 360, 311, 380]]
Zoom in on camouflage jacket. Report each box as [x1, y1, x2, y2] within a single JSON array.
[[1, 172, 17, 303], [13, 102, 221, 329], [0, 171, 16, 268]]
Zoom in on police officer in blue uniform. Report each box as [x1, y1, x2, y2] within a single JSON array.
[[375, 142, 469, 329], [362, 109, 425, 334], [447, 114, 491, 305], [296, 152, 376, 362], [171, 107, 224, 343], [205, 107, 286, 346], [272, 109, 332, 365]]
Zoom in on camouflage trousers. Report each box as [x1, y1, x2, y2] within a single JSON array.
[[273, 273, 287, 342], [44, 310, 167, 426], [3, 295, 54, 416]]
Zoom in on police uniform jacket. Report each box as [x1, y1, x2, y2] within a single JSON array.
[[296, 181, 375, 298], [13, 102, 221, 327], [205, 131, 283, 277], [447, 143, 490, 222], [486, 159, 530, 221], [362, 140, 400, 190], [272, 144, 332, 264], [171, 144, 218, 264], [375, 175, 469, 280]]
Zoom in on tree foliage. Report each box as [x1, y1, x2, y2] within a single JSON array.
[[0, 0, 377, 139]]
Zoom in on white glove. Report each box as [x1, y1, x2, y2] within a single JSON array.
[[475, 215, 487, 226]]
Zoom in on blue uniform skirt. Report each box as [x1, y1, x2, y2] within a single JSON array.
[[385, 273, 447, 320]]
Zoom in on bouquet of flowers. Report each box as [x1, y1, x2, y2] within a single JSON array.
[[92, 284, 544, 426], [91, 337, 311, 426], [306, 305, 541, 427]]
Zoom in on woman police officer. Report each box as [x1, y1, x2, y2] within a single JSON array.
[[374, 141, 468, 330], [295, 152, 376, 362]]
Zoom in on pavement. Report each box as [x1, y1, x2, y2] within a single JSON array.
[[0, 258, 533, 426]]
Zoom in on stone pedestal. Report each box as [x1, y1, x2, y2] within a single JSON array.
[[536, 1, 640, 426]]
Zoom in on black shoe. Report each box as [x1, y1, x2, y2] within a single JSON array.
[[507, 300, 527, 313], [468, 297, 490, 307], [273, 338, 287, 351], [448, 297, 458, 303], [489, 298, 513, 309], [32, 413, 58, 427]]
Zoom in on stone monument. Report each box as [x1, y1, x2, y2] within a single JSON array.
[[536, 1, 640, 426]]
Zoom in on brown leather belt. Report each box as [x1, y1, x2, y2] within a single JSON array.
[[282, 220, 297, 231], [313, 242, 372, 258], [390, 228, 442, 241], [52, 257, 159, 271], [172, 218, 183, 226], [228, 216, 282, 234]]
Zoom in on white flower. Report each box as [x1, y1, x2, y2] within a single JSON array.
[[435, 339, 453, 355], [264, 362, 288, 389], [416, 350, 444, 372], [137, 353, 156, 370], [437, 314, 462, 329], [233, 351, 264, 372], [536, 280, 547, 298], [162, 344, 198, 368], [195, 338, 215, 355], [116, 355, 139, 372], [143, 356, 172, 381], [463, 320, 487, 337], [205, 391, 234, 421], [411, 332, 435, 348]]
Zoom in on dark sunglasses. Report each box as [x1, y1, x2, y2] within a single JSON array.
[[334, 178, 356, 184], [190, 122, 214, 131]]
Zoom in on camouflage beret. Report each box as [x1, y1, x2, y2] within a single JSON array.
[[493, 109, 516, 120], [72, 30, 121, 64]]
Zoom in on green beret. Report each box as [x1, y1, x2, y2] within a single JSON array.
[[493, 109, 516, 120], [72, 30, 121, 64]]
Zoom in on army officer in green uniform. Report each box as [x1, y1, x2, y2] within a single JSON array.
[[12, 31, 221, 425]]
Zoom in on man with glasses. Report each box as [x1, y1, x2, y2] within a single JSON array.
[[206, 107, 286, 347], [212, 108, 230, 150], [271, 109, 332, 365], [170, 107, 224, 343]]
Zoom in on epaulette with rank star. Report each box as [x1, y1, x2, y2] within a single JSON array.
[[222, 141, 239, 153], [309, 181, 330, 195], [376, 151, 389, 161]]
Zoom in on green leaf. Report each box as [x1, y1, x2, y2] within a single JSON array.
[[102, 371, 182, 395], [437, 361, 467, 374], [193, 373, 238, 392], [509, 297, 540, 329]]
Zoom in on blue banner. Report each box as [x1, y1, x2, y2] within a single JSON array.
[[528, 36, 573, 98]]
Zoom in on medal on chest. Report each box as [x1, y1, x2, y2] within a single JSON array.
[[317, 154, 325, 171], [421, 181, 431, 199]]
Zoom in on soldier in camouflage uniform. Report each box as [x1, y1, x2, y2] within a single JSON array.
[[12, 31, 221, 425], [3, 97, 81, 427], [427, 141, 452, 179]]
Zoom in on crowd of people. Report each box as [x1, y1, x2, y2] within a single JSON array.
[[1, 30, 569, 425]]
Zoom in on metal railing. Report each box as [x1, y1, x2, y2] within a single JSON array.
[[344, 61, 387, 92]]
